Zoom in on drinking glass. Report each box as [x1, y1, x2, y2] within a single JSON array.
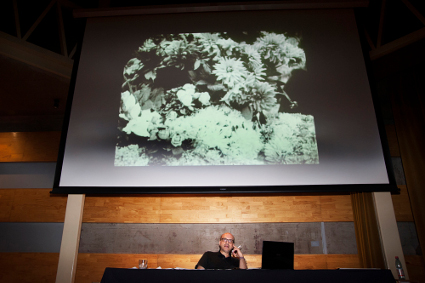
[[138, 259, 148, 269]]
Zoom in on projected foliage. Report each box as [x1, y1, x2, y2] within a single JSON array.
[[115, 32, 319, 166]]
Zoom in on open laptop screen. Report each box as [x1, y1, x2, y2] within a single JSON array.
[[261, 241, 294, 270]]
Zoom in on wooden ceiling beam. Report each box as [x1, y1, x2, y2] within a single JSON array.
[[369, 27, 425, 60], [0, 31, 73, 79], [69, 44, 77, 59], [23, 0, 57, 41], [12, 0, 21, 39], [401, 0, 425, 25], [376, 0, 387, 48], [56, 1, 68, 57], [364, 28, 376, 50]]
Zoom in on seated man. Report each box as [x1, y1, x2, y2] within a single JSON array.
[[195, 232, 247, 269]]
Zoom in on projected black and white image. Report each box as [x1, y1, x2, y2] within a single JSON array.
[[114, 32, 319, 166]]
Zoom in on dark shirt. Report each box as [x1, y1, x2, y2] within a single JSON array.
[[195, 251, 240, 269]]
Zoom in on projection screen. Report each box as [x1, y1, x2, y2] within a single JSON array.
[[52, 6, 397, 194]]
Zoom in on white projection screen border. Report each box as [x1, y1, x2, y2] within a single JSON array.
[[52, 3, 398, 194]]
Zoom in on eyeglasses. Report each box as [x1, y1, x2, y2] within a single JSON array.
[[220, 238, 234, 243]]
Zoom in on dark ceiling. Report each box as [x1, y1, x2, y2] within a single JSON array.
[[1, 0, 425, 132]]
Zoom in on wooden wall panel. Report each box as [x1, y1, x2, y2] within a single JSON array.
[[392, 185, 414, 222], [294, 255, 328, 269], [227, 195, 323, 223], [157, 254, 201, 269], [10, 189, 67, 222], [0, 189, 14, 221], [0, 189, 67, 222], [326, 254, 361, 269], [0, 190, 355, 223], [1, 188, 415, 224], [405, 255, 425, 283], [0, 252, 59, 283], [82, 194, 354, 223], [319, 195, 354, 222], [83, 196, 161, 223], [159, 195, 234, 223], [0, 132, 60, 162], [0, 132, 25, 161]]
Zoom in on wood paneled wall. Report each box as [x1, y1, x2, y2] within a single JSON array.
[[3, 189, 355, 223], [0, 189, 67, 222], [0, 187, 413, 223], [0, 253, 59, 283], [83, 193, 355, 223], [0, 132, 60, 162]]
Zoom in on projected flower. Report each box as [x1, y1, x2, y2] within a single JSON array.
[[122, 109, 161, 138], [176, 84, 196, 107], [123, 58, 144, 80], [163, 105, 264, 165], [250, 82, 278, 114], [139, 38, 157, 53], [254, 32, 306, 84], [255, 32, 287, 64], [115, 31, 318, 166], [281, 37, 306, 68], [263, 113, 319, 164], [195, 33, 222, 59], [244, 45, 262, 68], [198, 92, 211, 106], [119, 91, 141, 121], [161, 39, 198, 70], [213, 57, 248, 88], [217, 38, 240, 56]]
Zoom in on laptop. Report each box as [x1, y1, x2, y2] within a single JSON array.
[[261, 241, 294, 270]]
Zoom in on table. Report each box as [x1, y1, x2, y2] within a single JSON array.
[[100, 267, 396, 283]]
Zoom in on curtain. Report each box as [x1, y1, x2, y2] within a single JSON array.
[[351, 192, 386, 268]]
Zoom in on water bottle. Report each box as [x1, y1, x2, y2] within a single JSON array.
[[395, 256, 405, 279]]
